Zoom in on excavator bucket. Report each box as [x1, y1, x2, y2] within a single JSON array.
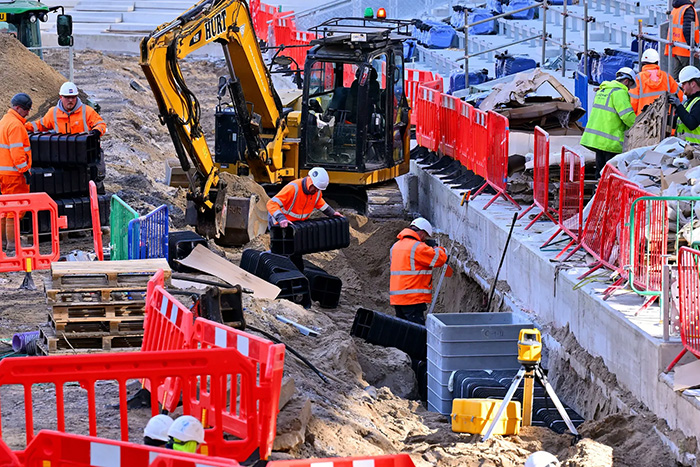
[[216, 195, 268, 246]]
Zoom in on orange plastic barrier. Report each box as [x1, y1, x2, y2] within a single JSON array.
[[141, 269, 194, 412], [518, 126, 556, 228], [13, 430, 240, 467], [88, 181, 104, 261], [456, 101, 473, 169], [268, 454, 416, 467], [286, 30, 316, 69], [415, 81, 442, 152], [406, 70, 439, 126], [271, 11, 296, 47], [471, 111, 520, 210], [251, 0, 277, 42], [438, 94, 459, 158], [666, 247, 700, 372], [0, 345, 259, 461], [189, 318, 285, 461], [541, 146, 585, 257], [0, 192, 67, 272]]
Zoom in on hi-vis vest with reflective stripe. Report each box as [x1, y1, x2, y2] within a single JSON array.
[[630, 64, 680, 115], [580, 80, 636, 154], [266, 178, 328, 222], [390, 228, 447, 306], [0, 108, 31, 176], [26, 101, 106, 135], [666, 4, 700, 58], [677, 96, 700, 143]]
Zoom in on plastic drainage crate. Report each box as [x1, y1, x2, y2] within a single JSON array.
[[270, 217, 350, 256], [426, 312, 532, 414], [351, 307, 427, 361], [168, 230, 207, 272], [303, 261, 342, 308], [239, 250, 312, 308]]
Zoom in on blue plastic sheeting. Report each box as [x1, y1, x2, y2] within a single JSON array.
[[451, 7, 466, 29], [505, 0, 537, 20], [495, 54, 537, 78], [449, 69, 491, 93], [577, 51, 600, 83], [487, 0, 504, 14], [575, 71, 589, 126], [593, 49, 638, 84], [631, 35, 659, 53], [468, 8, 498, 35], [128, 204, 169, 260], [423, 20, 457, 49], [404, 39, 417, 61]]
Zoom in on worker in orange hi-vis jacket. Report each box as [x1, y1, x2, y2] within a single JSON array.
[[25, 82, 106, 136], [629, 48, 683, 115]]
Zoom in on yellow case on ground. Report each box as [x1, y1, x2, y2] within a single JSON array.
[[451, 398, 522, 435]]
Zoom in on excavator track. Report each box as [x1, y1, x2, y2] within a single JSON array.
[[366, 180, 405, 219]]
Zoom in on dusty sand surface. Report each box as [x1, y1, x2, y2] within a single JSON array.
[[0, 48, 685, 466]]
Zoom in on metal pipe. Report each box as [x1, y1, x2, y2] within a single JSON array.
[[457, 35, 542, 61], [465, 14, 470, 89], [584, 0, 589, 79], [541, 0, 547, 67], [662, 262, 670, 342], [638, 20, 643, 71], [463, 2, 541, 28], [69, 46, 74, 82], [562, 0, 568, 76], [546, 7, 589, 22]]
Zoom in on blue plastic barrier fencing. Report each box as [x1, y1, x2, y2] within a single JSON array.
[[449, 69, 490, 94], [468, 8, 498, 35], [109, 195, 139, 261], [495, 53, 537, 78], [575, 71, 589, 126], [127, 204, 169, 260], [505, 0, 537, 20]]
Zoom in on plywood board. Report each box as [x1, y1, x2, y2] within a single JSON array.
[[178, 245, 280, 300], [52, 259, 170, 275]]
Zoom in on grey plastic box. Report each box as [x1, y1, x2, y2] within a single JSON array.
[[426, 312, 532, 414]]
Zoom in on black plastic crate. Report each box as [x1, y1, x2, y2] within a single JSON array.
[[240, 249, 263, 274], [350, 307, 427, 361], [23, 194, 110, 234], [270, 217, 350, 256], [30, 132, 101, 166], [255, 252, 299, 277], [303, 262, 342, 308], [168, 230, 208, 272], [268, 270, 311, 308]]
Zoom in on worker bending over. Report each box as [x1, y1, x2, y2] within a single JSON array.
[[630, 49, 682, 115], [390, 218, 447, 325], [26, 82, 106, 136], [0, 93, 33, 251], [143, 414, 173, 447], [670, 66, 700, 143], [580, 67, 637, 178], [166, 415, 205, 453], [266, 167, 343, 228]]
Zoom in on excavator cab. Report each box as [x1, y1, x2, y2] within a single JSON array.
[[300, 18, 412, 178]]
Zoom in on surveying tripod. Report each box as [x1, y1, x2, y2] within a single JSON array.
[[482, 329, 580, 442]]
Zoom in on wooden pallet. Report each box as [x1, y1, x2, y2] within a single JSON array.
[[50, 301, 146, 321], [50, 259, 170, 290], [39, 324, 143, 354], [45, 280, 148, 304]]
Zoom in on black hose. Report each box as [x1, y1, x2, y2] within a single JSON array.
[[485, 211, 518, 312], [171, 273, 237, 290], [246, 325, 329, 384]]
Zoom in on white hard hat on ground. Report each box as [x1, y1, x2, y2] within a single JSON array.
[[524, 451, 560, 467], [679, 66, 700, 84], [616, 67, 637, 88], [641, 48, 659, 64], [143, 414, 173, 442], [410, 217, 433, 236], [167, 415, 205, 444], [59, 82, 79, 97], [308, 167, 330, 190]]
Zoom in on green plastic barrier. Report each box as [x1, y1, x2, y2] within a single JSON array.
[[110, 195, 139, 261]]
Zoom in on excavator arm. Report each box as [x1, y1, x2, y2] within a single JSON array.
[[139, 0, 290, 237]]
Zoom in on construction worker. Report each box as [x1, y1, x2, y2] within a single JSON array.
[[25, 82, 106, 136], [0, 93, 32, 251], [666, 0, 700, 81], [166, 415, 205, 453], [580, 67, 637, 178], [389, 217, 447, 326], [266, 167, 343, 228], [524, 451, 560, 467], [143, 414, 174, 447], [670, 66, 700, 143], [630, 48, 682, 115]]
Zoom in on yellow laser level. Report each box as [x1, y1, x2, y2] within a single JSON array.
[[517, 328, 542, 364]]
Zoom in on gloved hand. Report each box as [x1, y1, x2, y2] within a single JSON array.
[[90, 129, 102, 138], [279, 219, 290, 228], [333, 211, 344, 217], [23, 170, 31, 185], [669, 93, 682, 108], [425, 238, 437, 247]]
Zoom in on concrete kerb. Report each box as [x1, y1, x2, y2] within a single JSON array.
[[399, 160, 700, 441]]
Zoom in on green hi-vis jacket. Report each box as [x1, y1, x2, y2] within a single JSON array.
[[677, 96, 700, 144], [581, 80, 636, 154]]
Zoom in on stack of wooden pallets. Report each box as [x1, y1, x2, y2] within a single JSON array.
[[39, 259, 170, 355]]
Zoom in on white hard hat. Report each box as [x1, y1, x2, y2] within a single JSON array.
[[167, 415, 205, 444], [641, 48, 659, 64], [679, 66, 700, 84], [524, 451, 560, 467], [308, 167, 330, 190], [59, 82, 79, 97], [616, 67, 637, 88], [410, 217, 433, 236], [143, 414, 174, 442]]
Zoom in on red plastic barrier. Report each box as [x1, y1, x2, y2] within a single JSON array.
[[439, 94, 459, 157], [666, 247, 700, 372], [285, 29, 316, 68], [415, 81, 442, 152], [405, 70, 439, 126], [253, 2, 277, 42], [541, 146, 585, 258], [0, 345, 258, 461], [14, 431, 240, 467], [455, 101, 473, 169], [189, 318, 285, 461], [0, 192, 67, 272], [88, 181, 104, 261], [472, 111, 520, 210], [470, 107, 488, 178], [518, 126, 556, 228], [271, 11, 296, 47], [141, 269, 194, 412], [268, 454, 416, 467]]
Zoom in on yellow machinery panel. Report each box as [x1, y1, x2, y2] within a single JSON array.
[[451, 398, 522, 435]]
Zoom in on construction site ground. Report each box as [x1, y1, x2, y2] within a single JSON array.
[[0, 38, 686, 466]]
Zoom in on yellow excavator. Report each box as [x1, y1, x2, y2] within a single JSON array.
[[139, 0, 412, 244]]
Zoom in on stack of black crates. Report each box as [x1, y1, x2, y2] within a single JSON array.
[[25, 132, 110, 232]]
